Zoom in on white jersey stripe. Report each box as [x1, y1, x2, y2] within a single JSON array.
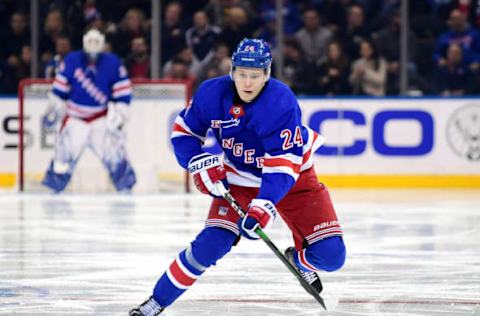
[[175, 116, 206, 142], [205, 219, 240, 235], [308, 232, 343, 244], [112, 79, 131, 90], [306, 226, 343, 241], [165, 268, 189, 290], [264, 152, 303, 165], [224, 159, 262, 187], [175, 256, 200, 279], [112, 88, 132, 98], [263, 166, 300, 180]]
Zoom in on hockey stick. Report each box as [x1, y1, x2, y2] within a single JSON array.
[[214, 183, 327, 310]]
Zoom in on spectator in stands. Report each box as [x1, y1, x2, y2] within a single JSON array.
[[254, 11, 277, 49], [204, 0, 258, 31], [433, 9, 480, 71], [44, 35, 72, 79], [0, 12, 29, 61], [316, 41, 351, 96], [259, 0, 302, 34], [434, 43, 473, 96], [162, 1, 187, 65], [372, 9, 420, 95], [295, 8, 333, 63], [322, 0, 356, 36], [109, 8, 148, 59], [0, 59, 15, 93], [349, 39, 387, 96], [125, 36, 150, 79], [83, 1, 104, 31], [219, 6, 255, 53], [64, 0, 104, 48], [163, 58, 196, 87], [185, 10, 221, 62], [281, 37, 315, 95], [198, 42, 231, 82], [163, 46, 202, 79], [338, 4, 370, 60], [460, 0, 480, 29], [9, 45, 31, 90], [1, 12, 29, 94], [40, 9, 66, 65]]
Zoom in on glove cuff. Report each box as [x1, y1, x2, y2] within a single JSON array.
[[188, 153, 222, 174]]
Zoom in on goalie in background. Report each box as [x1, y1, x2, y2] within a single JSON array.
[[130, 38, 346, 315], [41, 28, 136, 193]]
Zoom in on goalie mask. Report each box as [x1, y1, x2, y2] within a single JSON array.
[[83, 28, 105, 59], [230, 38, 272, 81]]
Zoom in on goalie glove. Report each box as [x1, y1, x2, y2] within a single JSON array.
[[238, 199, 277, 240], [106, 102, 129, 132], [42, 92, 66, 129], [188, 153, 228, 198]]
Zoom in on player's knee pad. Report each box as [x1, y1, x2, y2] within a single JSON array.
[[190, 227, 237, 268], [108, 159, 136, 191], [42, 161, 72, 193], [306, 236, 346, 272]]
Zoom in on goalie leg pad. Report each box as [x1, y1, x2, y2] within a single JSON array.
[[296, 236, 346, 272], [108, 159, 136, 191], [41, 161, 73, 193], [153, 227, 236, 307]]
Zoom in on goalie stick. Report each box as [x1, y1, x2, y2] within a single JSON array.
[[214, 182, 327, 310]]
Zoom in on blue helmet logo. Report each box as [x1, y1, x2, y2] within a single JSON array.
[[231, 38, 272, 69]]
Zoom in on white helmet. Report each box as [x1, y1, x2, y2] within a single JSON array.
[[83, 28, 105, 56]]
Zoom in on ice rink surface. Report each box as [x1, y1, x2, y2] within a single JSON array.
[[1, 189, 479, 316]]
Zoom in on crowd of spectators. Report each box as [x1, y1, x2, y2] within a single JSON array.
[[2, 0, 480, 96]]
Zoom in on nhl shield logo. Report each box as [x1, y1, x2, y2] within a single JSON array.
[[229, 105, 245, 120], [446, 104, 480, 161]]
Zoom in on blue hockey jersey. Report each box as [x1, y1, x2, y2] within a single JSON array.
[[171, 75, 324, 204], [52, 50, 132, 120]]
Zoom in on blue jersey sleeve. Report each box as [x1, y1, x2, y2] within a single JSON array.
[[170, 83, 214, 169], [110, 56, 132, 105], [51, 53, 74, 100], [255, 89, 304, 204]]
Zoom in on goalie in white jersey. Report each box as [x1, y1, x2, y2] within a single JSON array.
[[41, 28, 136, 193]]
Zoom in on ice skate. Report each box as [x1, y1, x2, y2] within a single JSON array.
[[129, 296, 164, 316], [285, 246, 323, 294]]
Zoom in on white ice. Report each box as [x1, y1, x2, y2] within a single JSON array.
[[1, 190, 479, 315]]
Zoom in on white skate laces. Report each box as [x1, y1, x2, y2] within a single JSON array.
[[300, 269, 319, 285], [138, 297, 163, 316]]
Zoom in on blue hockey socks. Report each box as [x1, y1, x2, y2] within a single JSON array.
[[153, 227, 237, 307], [294, 236, 346, 272]]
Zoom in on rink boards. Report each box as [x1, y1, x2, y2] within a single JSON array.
[[0, 97, 479, 190]]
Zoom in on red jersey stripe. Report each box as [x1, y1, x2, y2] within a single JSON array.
[[169, 259, 196, 287], [264, 157, 301, 173]]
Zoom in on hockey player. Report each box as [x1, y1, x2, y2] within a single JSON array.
[[129, 38, 346, 315], [41, 28, 136, 193]]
